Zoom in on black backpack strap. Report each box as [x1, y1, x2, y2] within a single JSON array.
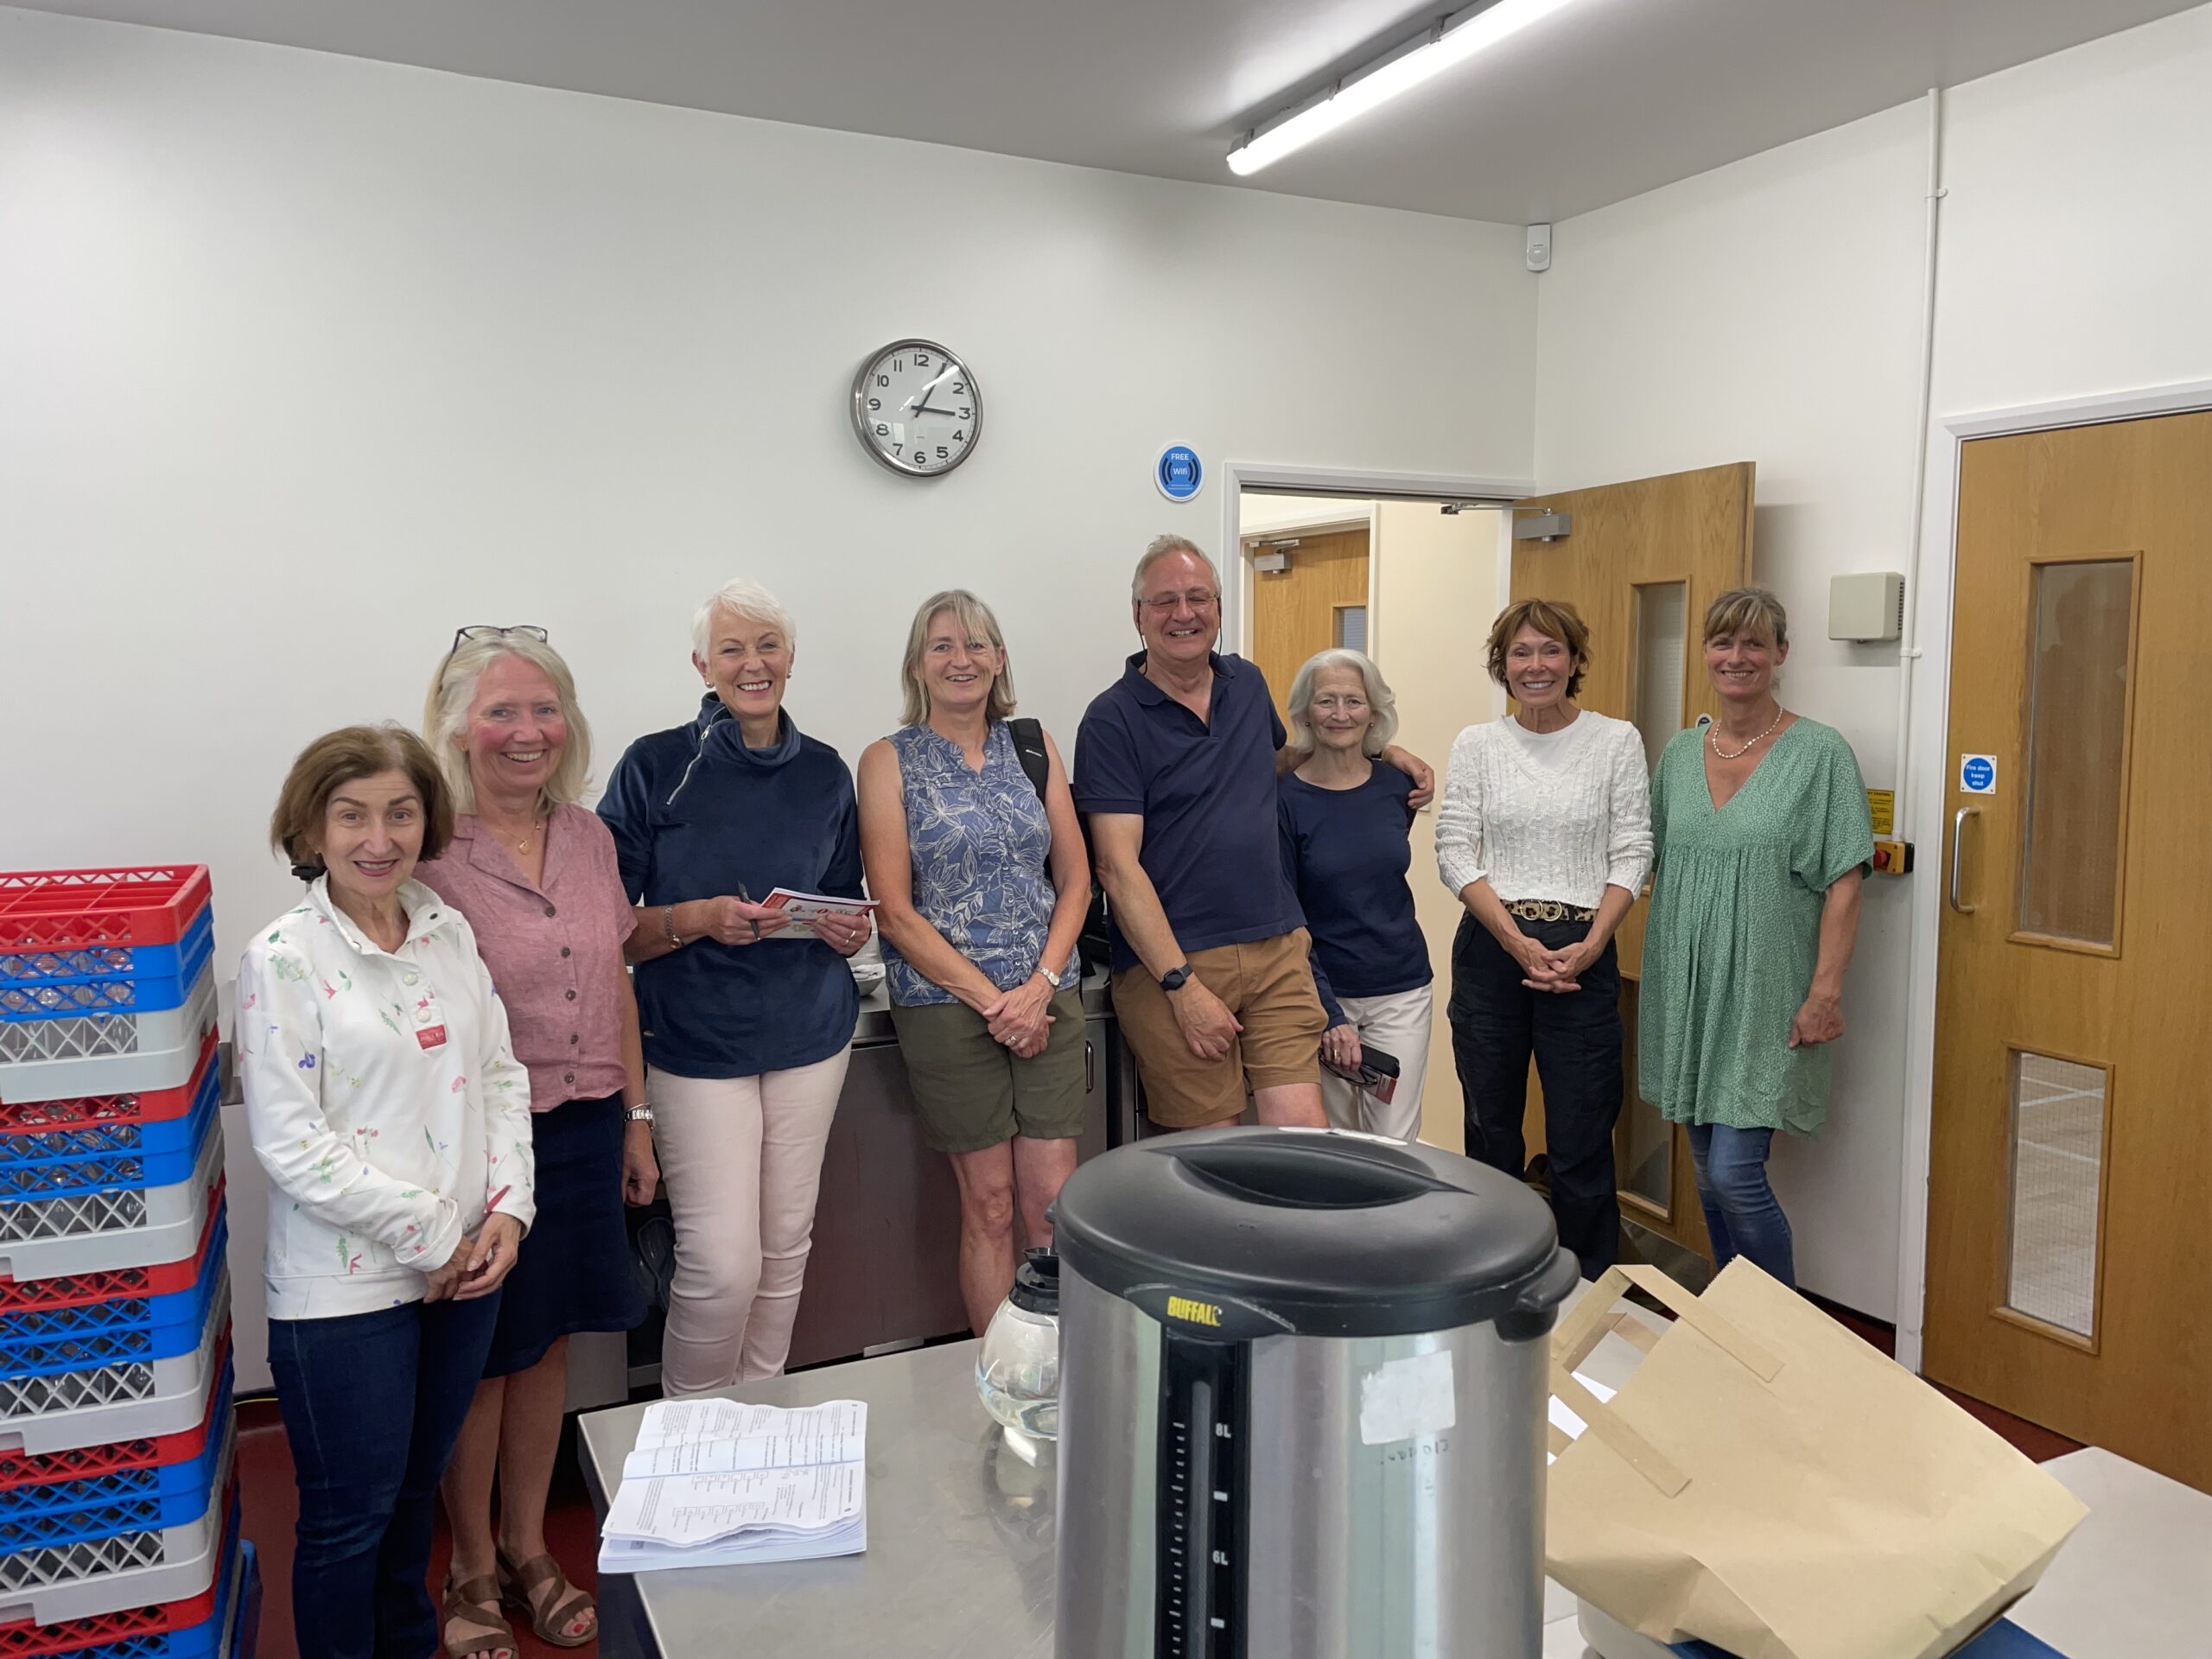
[[1008, 716, 1051, 802]]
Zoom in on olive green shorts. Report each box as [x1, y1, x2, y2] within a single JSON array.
[[888, 988, 1089, 1154]]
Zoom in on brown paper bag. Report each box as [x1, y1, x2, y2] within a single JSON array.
[[1546, 1262, 2088, 1659]]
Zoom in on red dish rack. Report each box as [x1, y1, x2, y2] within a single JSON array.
[[0, 868, 248, 1652]]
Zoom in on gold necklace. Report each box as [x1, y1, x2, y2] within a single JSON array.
[[1709, 707, 1785, 760], [487, 814, 544, 855]]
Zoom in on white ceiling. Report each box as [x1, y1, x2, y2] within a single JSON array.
[[11, 0, 2200, 221]]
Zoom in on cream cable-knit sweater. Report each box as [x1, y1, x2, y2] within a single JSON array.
[[1434, 712, 1655, 907]]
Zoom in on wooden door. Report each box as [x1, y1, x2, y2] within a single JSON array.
[[1923, 411, 2212, 1493], [1249, 527, 1370, 720], [1509, 463, 1755, 1255]]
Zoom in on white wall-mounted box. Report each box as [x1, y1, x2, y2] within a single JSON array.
[[1828, 571, 1905, 642]]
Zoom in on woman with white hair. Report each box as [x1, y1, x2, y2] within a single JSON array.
[[414, 626, 651, 1658], [595, 580, 870, 1395], [1276, 648, 1433, 1141]]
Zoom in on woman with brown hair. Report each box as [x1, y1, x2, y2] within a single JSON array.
[[1435, 600, 1652, 1278], [238, 723, 535, 1659]]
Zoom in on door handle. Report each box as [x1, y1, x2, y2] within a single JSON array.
[[1084, 1039, 1095, 1095], [1948, 805, 1980, 915]]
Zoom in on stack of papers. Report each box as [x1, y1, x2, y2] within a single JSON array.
[[599, 1399, 868, 1573]]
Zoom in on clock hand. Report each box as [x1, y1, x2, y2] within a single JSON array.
[[901, 361, 961, 412]]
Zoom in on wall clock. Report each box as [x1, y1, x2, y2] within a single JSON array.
[[850, 339, 982, 478]]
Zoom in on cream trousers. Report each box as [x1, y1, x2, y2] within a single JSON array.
[[650, 1048, 850, 1394], [1319, 984, 1434, 1143]]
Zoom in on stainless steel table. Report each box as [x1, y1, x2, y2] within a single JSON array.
[[577, 1341, 1056, 1659]]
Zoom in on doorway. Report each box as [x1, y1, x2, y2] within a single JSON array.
[[1921, 409, 2212, 1494], [1236, 487, 1509, 1148], [1244, 504, 1374, 724]]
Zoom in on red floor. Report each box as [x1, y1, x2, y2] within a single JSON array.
[[236, 1396, 603, 1659], [232, 1300, 2081, 1659]]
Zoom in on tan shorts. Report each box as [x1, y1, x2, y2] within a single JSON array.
[[1113, 930, 1327, 1129]]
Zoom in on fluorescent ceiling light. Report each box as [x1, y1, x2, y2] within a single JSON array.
[[1228, 0, 1586, 176]]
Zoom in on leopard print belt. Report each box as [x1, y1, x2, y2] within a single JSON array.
[[1503, 899, 1598, 923]]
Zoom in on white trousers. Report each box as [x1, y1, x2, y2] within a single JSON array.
[[1319, 984, 1434, 1143], [650, 1048, 851, 1394]]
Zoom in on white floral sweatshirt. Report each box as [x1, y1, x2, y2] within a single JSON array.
[[238, 877, 535, 1319]]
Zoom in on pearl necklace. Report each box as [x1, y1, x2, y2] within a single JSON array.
[[1709, 706, 1785, 760]]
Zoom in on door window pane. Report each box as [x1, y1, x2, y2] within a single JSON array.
[[2018, 561, 2133, 944], [1333, 605, 1367, 653], [2005, 1052, 2105, 1339], [1632, 583, 1687, 773]]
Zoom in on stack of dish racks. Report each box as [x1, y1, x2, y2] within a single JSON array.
[[0, 868, 257, 1659]]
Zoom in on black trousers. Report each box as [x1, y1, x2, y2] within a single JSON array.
[[1448, 912, 1624, 1279]]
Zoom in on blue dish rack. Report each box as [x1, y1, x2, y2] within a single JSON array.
[[0, 1057, 219, 1207], [0, 1369, 232, 1553], [1, 1212, 228, 1384], [0, 868, 245, 1656], [0, 910, 214, 1023]]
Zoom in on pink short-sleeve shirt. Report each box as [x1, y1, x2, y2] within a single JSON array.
[[416, 803, 637, 1112]]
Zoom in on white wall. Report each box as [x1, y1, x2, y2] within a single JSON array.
[[1531, 1, 2212, 1319], [0, 8, 1537, 1387], [0, 7, 1537, 951]]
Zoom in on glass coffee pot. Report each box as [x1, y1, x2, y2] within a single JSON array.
[[976, 1249, 1060, 1444]]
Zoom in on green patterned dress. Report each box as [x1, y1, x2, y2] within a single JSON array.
[[1638, 719, 1873, 1135]]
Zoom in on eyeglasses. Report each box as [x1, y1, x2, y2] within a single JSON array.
[[1140, 590, 1221, 614], [440, 624, 549, 678]]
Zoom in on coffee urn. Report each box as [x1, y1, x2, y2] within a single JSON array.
[[1052, 1128, 1579, 1659]]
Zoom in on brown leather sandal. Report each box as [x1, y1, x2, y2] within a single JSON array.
[[497, 1547, 598, 1648], [442, 1575, 517, 1659]]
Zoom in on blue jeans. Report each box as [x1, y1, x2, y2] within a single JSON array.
[[268, 1294, 502, 1659], [1687, 1125, 1796, 1288]]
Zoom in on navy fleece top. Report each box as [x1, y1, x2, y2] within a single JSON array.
[[598, 696, 862, 1078]]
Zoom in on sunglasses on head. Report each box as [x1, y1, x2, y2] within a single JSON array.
[[441, 624, 549, 677]]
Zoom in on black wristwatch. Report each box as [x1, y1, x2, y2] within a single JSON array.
[[1159, 963, 1194, 994]]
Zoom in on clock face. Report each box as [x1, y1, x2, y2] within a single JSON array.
[[851, 339, 981, 478]]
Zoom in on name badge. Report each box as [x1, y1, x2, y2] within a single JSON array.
[[416, 1025, 448, 1052]]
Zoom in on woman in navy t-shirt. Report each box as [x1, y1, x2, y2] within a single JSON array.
[[1276, 649, 1434, 1141]]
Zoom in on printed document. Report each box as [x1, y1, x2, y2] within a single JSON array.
[[599, 1400, 868, 1570]]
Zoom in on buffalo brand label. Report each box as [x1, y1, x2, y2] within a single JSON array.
[[1166, 1294, 1223, 1328]]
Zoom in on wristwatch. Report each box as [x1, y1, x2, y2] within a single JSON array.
[[1039, 965, 1065, 991], [624, 1104, 655, 1124], [1159, 963, 1194, 994]]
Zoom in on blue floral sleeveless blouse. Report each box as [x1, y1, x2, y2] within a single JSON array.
[[882, 722, 1079, 1007]]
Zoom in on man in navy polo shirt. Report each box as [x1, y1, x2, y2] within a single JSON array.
[[1076, 536, 1432, 1132]]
